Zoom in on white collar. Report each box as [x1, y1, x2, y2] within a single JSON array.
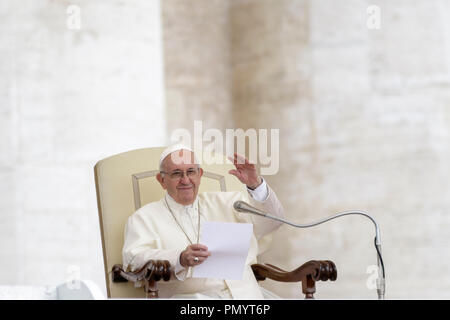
[[165, 193, 198, 212]]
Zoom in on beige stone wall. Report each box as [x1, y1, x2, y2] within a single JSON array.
[[0, 0, 166, 293], [163, 0, 450, 299]]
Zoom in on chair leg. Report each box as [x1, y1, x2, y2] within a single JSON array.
[[144, 280, 158, 298], [302, 275, 316, 299]]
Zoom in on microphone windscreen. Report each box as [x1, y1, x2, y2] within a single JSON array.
[[233, 201, 267, 217]]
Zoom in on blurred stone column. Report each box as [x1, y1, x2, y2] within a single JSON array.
[[230, 0, 313, 298], [163, 0, 315, 297]]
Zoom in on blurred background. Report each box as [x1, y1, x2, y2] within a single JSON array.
[[1, 0, 450, 299]]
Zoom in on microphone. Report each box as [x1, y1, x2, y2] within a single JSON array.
[[233, 200, 386, 300]]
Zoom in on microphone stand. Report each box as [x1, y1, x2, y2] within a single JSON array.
[[234, 201, 386, 300]]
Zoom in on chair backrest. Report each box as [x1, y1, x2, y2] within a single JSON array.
[[94, 147, 248, 298]]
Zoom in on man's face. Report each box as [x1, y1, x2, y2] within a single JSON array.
[[157, 150, 203, 205]]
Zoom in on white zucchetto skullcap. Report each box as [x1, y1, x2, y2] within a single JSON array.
[[159, 143, 198, 167]]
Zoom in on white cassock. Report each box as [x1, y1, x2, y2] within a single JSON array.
[[122, 179, 284, 299]]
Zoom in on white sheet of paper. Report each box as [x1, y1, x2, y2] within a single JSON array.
[[192, 221, 253, 280]]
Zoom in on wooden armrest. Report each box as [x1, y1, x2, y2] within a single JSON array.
[[111, 259, 336, 299], [112, 260, 172, 298], [251, 260, 337, 299]]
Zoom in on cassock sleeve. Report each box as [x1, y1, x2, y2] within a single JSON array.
[[122, 213, 187, 281], [243, 179, 285, 239]]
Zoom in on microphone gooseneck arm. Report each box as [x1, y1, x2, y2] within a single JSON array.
[[233, 201, 386, 300]]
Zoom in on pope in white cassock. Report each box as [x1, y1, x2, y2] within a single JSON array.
[[122, 144, 285, 299]]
